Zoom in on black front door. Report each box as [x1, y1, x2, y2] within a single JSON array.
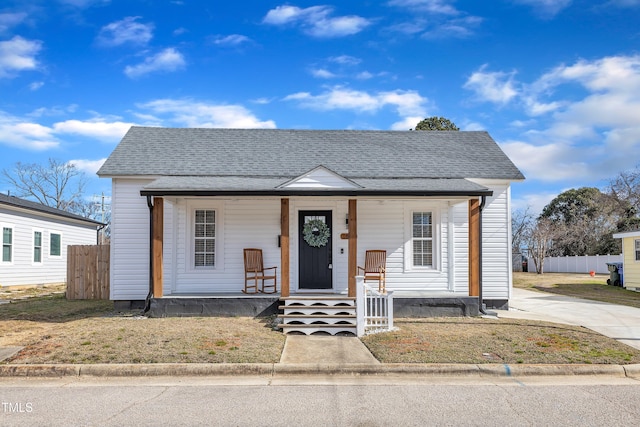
[[298, 210, 333, 290]]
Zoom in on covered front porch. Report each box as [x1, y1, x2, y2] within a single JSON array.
[[145, 195, 486, 319]]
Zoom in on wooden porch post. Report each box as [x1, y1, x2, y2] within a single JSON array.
[[281, 198, 290, 297], [348, 199, 358, 297], [152, 197, 164, 298], [468, 198, 480, 297]]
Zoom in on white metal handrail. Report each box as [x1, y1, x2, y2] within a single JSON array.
[[355, 275, 394, 337]]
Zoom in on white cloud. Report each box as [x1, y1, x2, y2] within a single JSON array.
[[0, 36, 42, 78], [501, 140, 590, 182], [210, 34, 251, 46], [464, 65, 519, 104], [137, 99, 276, 128], [29, 81, 44, 91], [53, 119, 133, 141], [97, 16, 154, 47], [58, 0, 111, 9], [391, 116, 424, 130], [124, 48, 186, 78], [310, 68, 337, 79], [512, 0, 572, 18], [263, 5, 371, 38], [356, 71, 374, 80], [387, 0, 460, 15], [511, 190, 559, 216], [284, 86, 427, 128], [421, 16, 483, 39], [0, 12, 27, 33], [68, 158, 107, 175], [329, 55, 361, 65], [0, 112, 58, 150]]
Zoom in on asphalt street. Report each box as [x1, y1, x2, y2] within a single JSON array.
[[1, 376, 640, 426]]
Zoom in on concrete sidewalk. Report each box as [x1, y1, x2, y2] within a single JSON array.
[[497, 288, 640, 351], [280, 335, 380, 364]]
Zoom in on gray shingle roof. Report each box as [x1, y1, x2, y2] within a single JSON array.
[[0, 193, 104, 226], [98, 127, 525, 181]]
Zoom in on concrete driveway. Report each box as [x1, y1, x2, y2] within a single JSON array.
[[498, 288, 640, 350]]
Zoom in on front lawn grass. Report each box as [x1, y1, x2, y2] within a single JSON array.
[[362, 318, 640, 365]]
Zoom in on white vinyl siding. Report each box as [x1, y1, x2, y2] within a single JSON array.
[[469, 180, 513, 300], [109, 178, 152, 300], [109, 189, 512, 300], [0, 211, 96, 286]]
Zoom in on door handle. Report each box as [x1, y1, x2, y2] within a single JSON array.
[[328, 264, 333, 270]]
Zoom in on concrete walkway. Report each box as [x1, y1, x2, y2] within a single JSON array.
[[280, 335, 379, 364], [497, 288, 640, 351]]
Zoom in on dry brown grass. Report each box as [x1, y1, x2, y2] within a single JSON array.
[[362, 317, 640, 364], [3, 274, 640, 365], [513, 272, 640, 309], [0, 294, 285, 364]]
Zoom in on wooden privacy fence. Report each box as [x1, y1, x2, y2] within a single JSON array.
[[66, 245, 110, 300]]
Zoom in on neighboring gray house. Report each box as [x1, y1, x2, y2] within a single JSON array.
[[0, 193, 103, 287], [98, 127, 524, 322]]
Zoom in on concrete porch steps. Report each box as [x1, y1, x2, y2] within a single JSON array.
[[279, 296, 357, 336]]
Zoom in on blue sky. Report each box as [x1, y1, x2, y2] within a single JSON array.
[[1, 0, 639, 214]]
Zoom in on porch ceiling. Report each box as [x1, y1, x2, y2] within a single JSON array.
[[140, 176, 493, 197]]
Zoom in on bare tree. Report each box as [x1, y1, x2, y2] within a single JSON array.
[[512, 207, 534, 254], [1, 158, 88, 214], [526, 218, 563, 274]]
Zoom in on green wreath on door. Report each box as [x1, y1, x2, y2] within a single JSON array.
[[303, 219, 331, 247]]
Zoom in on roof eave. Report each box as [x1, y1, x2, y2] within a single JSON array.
[[140, 189, 494, 197]]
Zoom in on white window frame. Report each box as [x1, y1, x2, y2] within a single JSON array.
[[404, 204, 441, 272], [2, 224, 14, 264], [33, 229, 43, 265], [635, 239, 640, 262], [186, 200, 224, 272], [49, 231, 62, 258]]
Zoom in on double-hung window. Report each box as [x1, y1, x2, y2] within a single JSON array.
[[33, 231, 42, 263], [635, 239, 640, 262], [194, 209, 216, 268], [412, 212, 434, 268], [2, 227, 12, 263]]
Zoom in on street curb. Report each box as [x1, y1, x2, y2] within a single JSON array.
[[1, 363, 638, 378]]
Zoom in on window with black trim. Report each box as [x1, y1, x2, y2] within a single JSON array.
[[412, 212, 433, 267], [194, 209, 215, 267], [635, 239, 640, 262]]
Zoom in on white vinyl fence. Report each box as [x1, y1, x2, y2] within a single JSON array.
[[527, 254, 622, 274]]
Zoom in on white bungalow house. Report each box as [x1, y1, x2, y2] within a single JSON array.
[[98, 127, 524, 330], [0, 193, 103, 287]]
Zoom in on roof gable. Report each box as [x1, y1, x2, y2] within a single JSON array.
[[277, 166, 362, 189]]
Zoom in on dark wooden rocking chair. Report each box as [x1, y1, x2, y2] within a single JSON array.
[[357, 249, 387, 293], [243, 248, 277, 294]]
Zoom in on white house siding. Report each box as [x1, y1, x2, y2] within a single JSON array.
[[167, 198, 282, 294], [109, 179, 152, 300], [0, 207, 97, 287], [110, 190, 511, 299], [470, 180, 513, 300]]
